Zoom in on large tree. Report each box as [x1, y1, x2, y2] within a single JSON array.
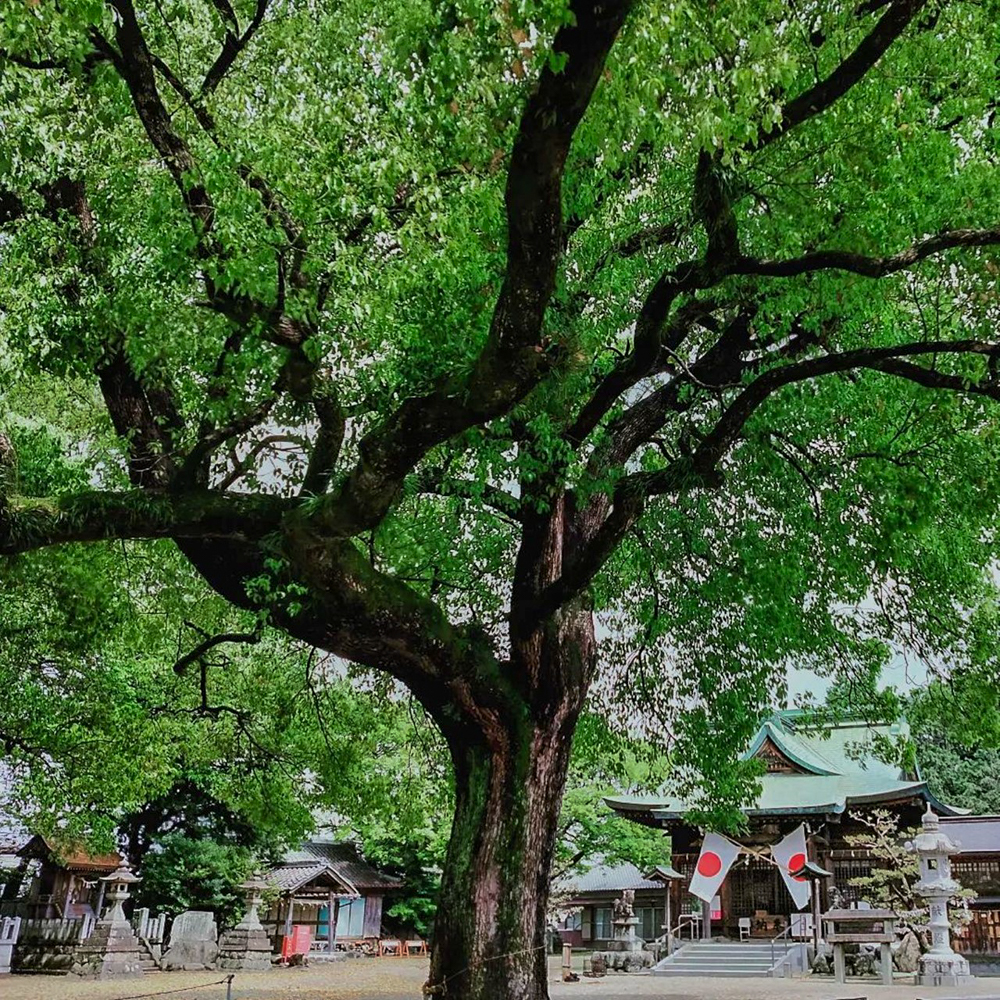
[[3, 1, 1000, 996]]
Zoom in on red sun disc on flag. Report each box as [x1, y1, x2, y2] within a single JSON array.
[[788, 852, 807, 881], [697, 851, 723, 878]]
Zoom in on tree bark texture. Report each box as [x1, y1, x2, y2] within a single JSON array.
[[426, 704, 580, 999], [425, 602, 595, 1000]]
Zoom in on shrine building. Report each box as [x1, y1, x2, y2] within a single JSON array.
[[605, 710, 1000, 955]]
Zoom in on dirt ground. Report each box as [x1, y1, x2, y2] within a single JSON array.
[[1, 955, 998, 1000]]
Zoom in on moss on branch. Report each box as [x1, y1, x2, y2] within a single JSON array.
[[0, 488, 295, 555]]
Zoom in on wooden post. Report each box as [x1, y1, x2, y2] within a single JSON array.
[[284, 896, 294, 938], [664, 884, 672, 954], [95, 879, 106, 921], [331, 898, 340, 951], [561, 942, 573, 981], [327, 890, 335, 953], [701, 898, 711, 940]]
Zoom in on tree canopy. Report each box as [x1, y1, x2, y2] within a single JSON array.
[[3, 1, 1000, 996]]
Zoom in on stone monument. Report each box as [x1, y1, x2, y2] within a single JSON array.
[[909, 806, 974, 988], [161, 910, 219, 971], [71, 864, 145, 979], [217, 874, 273, 971], [589, 890, 654, 972]]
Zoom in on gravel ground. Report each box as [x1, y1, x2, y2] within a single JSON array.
[[1, 956, 998, 1000]]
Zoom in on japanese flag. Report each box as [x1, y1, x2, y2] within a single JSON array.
[[689, 833, 741, 902], [771, 824, 811, 911]]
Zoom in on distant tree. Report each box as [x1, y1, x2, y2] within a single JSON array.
[[552, 713, 670, 884], [136, 834, 253, 928], [120, 778, 270, 860], [908, 681, 1000, 814]]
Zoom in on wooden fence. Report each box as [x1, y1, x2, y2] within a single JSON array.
[[956, 907, 1000, 956]]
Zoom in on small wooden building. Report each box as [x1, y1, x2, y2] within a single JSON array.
[[941, 815, 1000, 964], [562, 863, 668, 948], [2, 835, 122, 919], [262, 840, 402, 952]]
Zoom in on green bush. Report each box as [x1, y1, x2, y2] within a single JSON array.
[[136, 834, 253, 929]]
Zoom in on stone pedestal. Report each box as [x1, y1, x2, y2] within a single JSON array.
[[217, 925, 273, 971], [918, 952, 973, 987], [590, 914, 654, 972], [72, 921, 144, 979]]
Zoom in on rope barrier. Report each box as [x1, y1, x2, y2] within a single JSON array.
[[422, 943, 547, 996], [108, 974, 234, 1000]]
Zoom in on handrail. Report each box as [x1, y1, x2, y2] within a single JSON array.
[[656, 913, 701, 956], [769, 923, 793, 977]]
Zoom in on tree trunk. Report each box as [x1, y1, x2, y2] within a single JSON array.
[[425, 706, 578, 1000]]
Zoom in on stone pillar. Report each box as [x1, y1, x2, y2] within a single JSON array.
[[909, 807, 974, 988], [217, 874, 273, 972], [71, 865, 144, 979]]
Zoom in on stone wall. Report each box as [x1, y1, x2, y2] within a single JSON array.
[[12, 917, 92, 974], [967, 954, 1000, 978]]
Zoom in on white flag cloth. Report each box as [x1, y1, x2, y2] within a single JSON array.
[[689, 833, 741, 902], [771, 824, 811, 910]]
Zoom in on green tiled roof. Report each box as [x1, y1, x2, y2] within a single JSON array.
[[605, 712, 964, 821]]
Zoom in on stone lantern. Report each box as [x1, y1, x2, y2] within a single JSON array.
[[71, 863, 145, 979], [909, 806, 974, 987], [217, 872, 273, 971], [236, 872, 269, 930], [101, 864, 142, 925]]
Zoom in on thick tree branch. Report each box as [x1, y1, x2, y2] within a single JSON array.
[[567, 224, 1000, 456], [566, 295, 717, 449], [201, 0, 269, 96], [172, 627, 262, 675], [538, 339, 1000, 623], [301, 390, 346, 495], [106, 0, 214, 234], [753, 0, 930, 150], [734, 228, 1000, 279], [0, 489, 294, 556], [319, 0, 634, 538], [866, 358, 1000, 400], [689, 340, 1000, 477]]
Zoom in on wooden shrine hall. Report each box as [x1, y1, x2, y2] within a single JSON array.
[[606, 711, 971, 941]]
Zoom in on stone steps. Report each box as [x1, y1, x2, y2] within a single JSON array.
[[652, 942, 798, 978]]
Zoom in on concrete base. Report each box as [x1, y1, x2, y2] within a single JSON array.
[[918, 952, 975, 987], [217, 926, 273, 972], [71, 922, 145, 979]]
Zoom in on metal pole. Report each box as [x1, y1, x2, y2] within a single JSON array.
[[812, 880, 820, 960], [665, 884, 672, 954], [225, 974, 233, 1000]]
